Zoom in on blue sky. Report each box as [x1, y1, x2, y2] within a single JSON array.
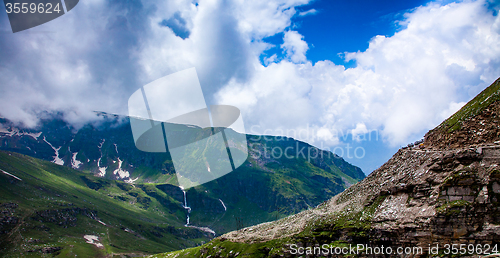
[[262, 0, 430, 66], [288, 0, 441, 172], [1, 0, 500, 174]]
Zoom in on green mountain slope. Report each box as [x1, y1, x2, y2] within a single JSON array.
[[0, 115, 364, 237], [0, 151, 211, 257], [424, 77, 500, 149], [433, 77, 500, 134]]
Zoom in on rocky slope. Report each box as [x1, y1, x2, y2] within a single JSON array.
[[0, 114, 364, 238], [424, 77, 500, 149], [157, 79, 500, 258]]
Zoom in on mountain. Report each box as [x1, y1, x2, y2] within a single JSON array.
[[424, 76, 500, 149], [0, 150, 212, 257], [0, 114, 364, 256], [157, 78, 500, 258]]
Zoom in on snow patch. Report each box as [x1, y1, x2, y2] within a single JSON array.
[[97, 158, 107, 177], [0, 126, 42, 140], [83, 235, 103, 248], [98, 167, 107, 177], [113, 158, 130, 179], [0, 125, 11, 135], [205, 160, 211, 173], [219, 199, 227, 211], [125, 177, 139, 184], [181, 187, 191, 225], [97, 140, 107, 177], [43, 137, 64, 165], [26, 132, 42, 140], [71, 152, 82, 169], [1, 169, 22, 181]]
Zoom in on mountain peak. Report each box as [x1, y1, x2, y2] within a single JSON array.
[[424, 77, 500, 149]]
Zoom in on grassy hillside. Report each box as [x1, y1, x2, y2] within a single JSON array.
[[0, 142, 364, 256], [424, 77, 500, 149], [0, 115, 365, 237], [0, 151, 210, 257], [433, 77, 500, 133]]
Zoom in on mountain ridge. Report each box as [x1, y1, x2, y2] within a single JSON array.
[[424, 77, 500, 150], [0, 114, 365, 256], [156, 78, 500, 257]]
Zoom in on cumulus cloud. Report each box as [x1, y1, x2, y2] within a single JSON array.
[[0, 0, 499, 152], [0, 0, 157, 126], [281, 30, 309, 63], [0, 0, 310, 126], [351, 123, 369, 142], [217, 0, 500, 147]]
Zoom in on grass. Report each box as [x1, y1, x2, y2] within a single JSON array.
[[433, 77, 500, 133], [0, 117, 367, 257], [150, 237, 293, 258], [301, 194, 386, 240], [155, 195, 388, 257], [0, 150, 210, 257], [436, 200, 471, 216]]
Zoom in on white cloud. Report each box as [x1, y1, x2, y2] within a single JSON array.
[[0, 0, 311, 126], [298, 9, 318, 17], [439, 101, 467, 121], [351, 123, 369, 142], [217, 0, 500, 147], [281, 30, 309, 63], [0, 0, 153, 126], [0, 0, 499, 153], [341, 0, 500, 144], [232, 0, 309, 39]]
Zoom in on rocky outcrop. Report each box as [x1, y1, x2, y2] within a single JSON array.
[[425, 100, 500, 150], [170, 145, 498, 257], [0, 203, 19, 235], [425, 77, 500, 150], [27, 246, 63, 254], [32, 208, 97, 228], [217, 146, 500, 247]]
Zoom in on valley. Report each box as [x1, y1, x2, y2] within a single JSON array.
[[0, 116, 364, 257]]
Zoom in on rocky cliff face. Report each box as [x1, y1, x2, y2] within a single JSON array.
[[213, 144, 499, 250], [157, 79, 500, 258]]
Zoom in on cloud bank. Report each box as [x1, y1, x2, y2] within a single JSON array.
[[0, 0, 499, 150], [217, 0, 500, 146]]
